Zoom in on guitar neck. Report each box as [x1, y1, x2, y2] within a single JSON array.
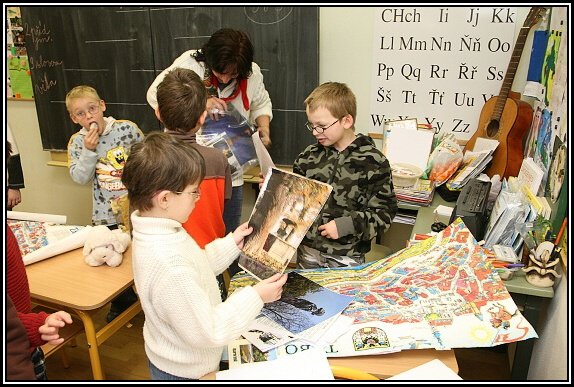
[[492, 26, 531, 120]]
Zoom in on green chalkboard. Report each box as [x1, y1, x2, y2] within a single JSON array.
[[21, 6, 319, 165]]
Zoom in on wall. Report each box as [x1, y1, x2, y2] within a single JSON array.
[[6, 7, 567, 380]]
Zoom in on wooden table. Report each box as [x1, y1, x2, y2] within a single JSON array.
[[25, 246, 142, 380], [202, 348, 458, 380], [328, 348, 458, 379]]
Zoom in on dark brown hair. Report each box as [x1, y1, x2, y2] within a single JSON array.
[[156, 68, 208, 133], [121, 131, 205, 212], [193, 28, 254, 79]]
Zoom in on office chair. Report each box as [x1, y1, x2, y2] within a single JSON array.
[[330, 365, 380, 380]]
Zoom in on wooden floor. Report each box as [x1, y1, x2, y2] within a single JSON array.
[[44, 308, 511, 381]]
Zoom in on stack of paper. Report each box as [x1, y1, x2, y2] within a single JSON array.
[[394, 179, 435, 207], [517, 157, 544, 195], [445, 150, 493, 190]]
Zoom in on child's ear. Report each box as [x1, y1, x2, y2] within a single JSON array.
[[100, 99, 107, 113], [342, 114, 354, 129], [70, 113, 79, 124], [197, 110, 208, 127], [155, 107, 162, 122], [154, 190, 171, 210]]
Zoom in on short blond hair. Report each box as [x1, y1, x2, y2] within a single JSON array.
[[304, 82, 357, 128], [65, 85, 101, 112]]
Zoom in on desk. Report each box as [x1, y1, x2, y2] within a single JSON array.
[[411, 194, 554, 380], [25, 246, 142, 380], [202, 348, 458, 379]]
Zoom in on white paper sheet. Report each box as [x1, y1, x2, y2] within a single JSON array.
[[385, 128, 434, 171], [252, 130, 275, 178], [216, 347, 334, 380], [386, 359, 462, 380]]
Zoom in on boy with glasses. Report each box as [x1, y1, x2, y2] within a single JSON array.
[[294, 82, 398, 269], [121, 131, 287, 380], [66, 85, 144, 321]]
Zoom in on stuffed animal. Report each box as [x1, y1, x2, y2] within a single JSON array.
[[83, 225, 131, 267]]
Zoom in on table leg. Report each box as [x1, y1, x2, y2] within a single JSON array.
[[75, 309, 105, 380], [511, 295, 544, 380]]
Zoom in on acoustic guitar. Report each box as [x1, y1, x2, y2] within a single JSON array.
[[464, 7, 547, 179]]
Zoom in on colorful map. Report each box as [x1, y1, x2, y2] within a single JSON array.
[[230, 219, 537, 356]]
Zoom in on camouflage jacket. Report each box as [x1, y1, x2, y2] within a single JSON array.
[[293, 133, 397, 258]]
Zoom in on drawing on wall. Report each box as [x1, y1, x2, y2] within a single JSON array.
[[547, 139, 565, 203], [541, 30, 561, 106], [6, 6, 33, 99], [238, 168, 332, 280]]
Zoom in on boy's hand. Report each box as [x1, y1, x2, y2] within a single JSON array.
[[318, 220, 339, 239], [39, 311, 73, 345], [84, 122, 100, 151], [253, 273, 288, 303], [232, 222, 253, 248], [207, 97, 228, 121]]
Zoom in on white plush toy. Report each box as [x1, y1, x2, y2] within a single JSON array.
[[83, 225, 131, 267]]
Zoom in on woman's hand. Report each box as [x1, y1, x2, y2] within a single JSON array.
[[257, 126, 271, 147], [206, 97, 228, 121]]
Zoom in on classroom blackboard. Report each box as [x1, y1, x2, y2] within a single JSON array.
[[20, 6, 319, 165]]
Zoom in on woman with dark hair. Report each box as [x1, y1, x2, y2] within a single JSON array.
[[147, 28, 272, 147], [147, 28, 273, 278]]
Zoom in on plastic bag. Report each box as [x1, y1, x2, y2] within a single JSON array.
[[424, 133, 463, 186], [200, 104, 258, 169]]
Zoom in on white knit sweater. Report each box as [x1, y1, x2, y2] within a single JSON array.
[[130, 211, 264, 379]]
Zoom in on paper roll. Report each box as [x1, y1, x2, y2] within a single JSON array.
[[23, 226, 92, 266], [7, 211, 67, 224]]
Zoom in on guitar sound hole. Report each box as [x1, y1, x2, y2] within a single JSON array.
[[486, 120, 500, 138]]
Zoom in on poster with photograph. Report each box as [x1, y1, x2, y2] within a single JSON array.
[[200, 104, 258, 168], [260, 272, 354, 334], [239, 168, 332, 280]]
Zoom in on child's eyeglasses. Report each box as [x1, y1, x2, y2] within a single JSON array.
[[305, 119, 339, 134], [74, 104, 100, 119], [174, 189, 201, 200]]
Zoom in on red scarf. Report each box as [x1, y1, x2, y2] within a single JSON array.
[[209, 74, 250, 111]]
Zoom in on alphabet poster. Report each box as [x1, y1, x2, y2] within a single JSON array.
[[370, 7, 517, 141]]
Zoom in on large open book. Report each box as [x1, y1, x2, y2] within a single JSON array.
[[239, 168, 333, 280]]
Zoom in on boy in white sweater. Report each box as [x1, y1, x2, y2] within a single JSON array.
[[122, 132, 287, 380]]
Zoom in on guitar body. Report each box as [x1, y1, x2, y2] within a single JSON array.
[[465, 93, 533, 178]]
